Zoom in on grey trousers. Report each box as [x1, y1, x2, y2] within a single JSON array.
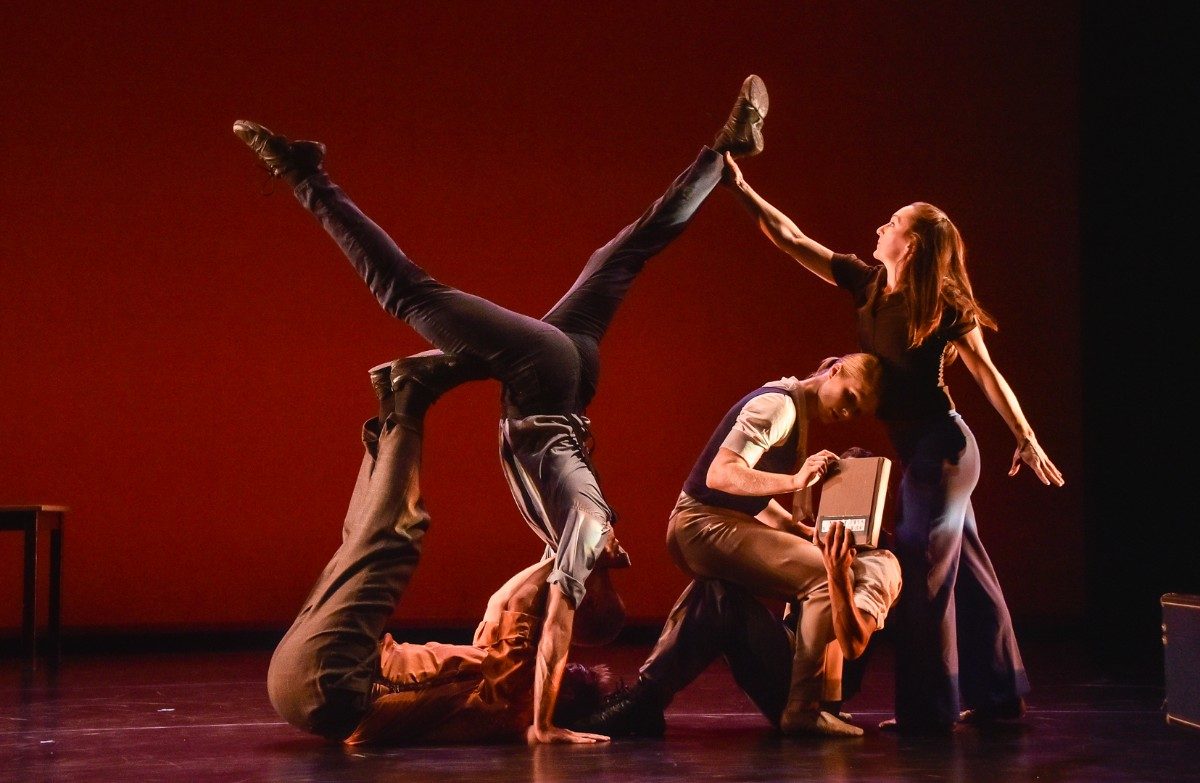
[[267, 414, 427, 741]]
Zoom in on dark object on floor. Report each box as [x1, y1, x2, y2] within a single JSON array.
[[0, 504, 66, 671], [1162, 592, 1200, 731]]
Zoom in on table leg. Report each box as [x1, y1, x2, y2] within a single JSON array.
[[22, 517, 38, 672], [49, 523, 63, 667]]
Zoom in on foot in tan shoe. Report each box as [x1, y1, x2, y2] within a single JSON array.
[[780, 708, 864, 737], [712, 74, 769, 158], [232, 119, 326, 186]]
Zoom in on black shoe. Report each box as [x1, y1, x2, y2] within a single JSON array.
[[388, 351, 486, 418], [712, 75, 769, 158], [232, 120, 326, 185], [572, 684, 666, 738]]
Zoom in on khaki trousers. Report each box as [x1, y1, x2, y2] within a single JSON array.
[[267, 415, 428, 740], [666, 503, 843, 705]]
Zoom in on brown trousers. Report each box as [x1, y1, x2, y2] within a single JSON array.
[[267, 415, 428, 740], [666, 503, 843, 705]]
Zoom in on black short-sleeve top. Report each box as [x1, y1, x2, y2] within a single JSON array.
[[830, 253, 975, 422]]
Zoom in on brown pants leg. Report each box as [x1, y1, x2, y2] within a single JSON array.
[[666, 504, 837, 706], [267, 414, 428, 740]]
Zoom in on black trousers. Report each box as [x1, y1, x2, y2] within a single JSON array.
[[639, 580, 793, 724], [295, 147, 724, 417]]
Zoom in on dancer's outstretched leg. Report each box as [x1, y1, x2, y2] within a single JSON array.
[[540, 75, 768, 408], [234, 74, 768, 414], [234, 120, 579, 416]]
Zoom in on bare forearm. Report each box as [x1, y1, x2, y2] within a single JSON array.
[[955, 330, 1035, 443], [827, 571, 873, 659], [977, 371, 1035, 443], [532, 589, 574, 732], [732, 179, 802, 243], [960, 340, 1064, 485], [729, 181, 836, 283], [713, 461, 800, 497]]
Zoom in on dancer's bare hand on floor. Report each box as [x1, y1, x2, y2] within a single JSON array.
[[526, 725, 610, 745]]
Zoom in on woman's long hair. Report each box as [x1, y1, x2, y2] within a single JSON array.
[[896, 202, 997, 347]]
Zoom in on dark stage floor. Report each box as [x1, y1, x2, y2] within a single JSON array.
[[2, 636, 1197, 783]]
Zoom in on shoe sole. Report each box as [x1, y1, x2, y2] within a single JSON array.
[[742, 74, 769, 119], [232, 120, 273, 149]]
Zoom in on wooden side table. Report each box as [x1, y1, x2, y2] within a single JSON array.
[[0, 505, 66, 670]]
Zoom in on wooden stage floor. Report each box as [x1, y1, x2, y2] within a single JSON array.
[[2, 635, 1197, 782]]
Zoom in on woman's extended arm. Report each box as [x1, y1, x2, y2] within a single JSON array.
[[953, 327, 1065, 486], [722, 152, 838, 284]]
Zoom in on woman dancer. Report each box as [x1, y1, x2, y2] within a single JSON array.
[[722, 153, 1064, 734]]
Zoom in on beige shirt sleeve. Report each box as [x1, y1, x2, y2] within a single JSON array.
[[719, 386, 797, 468], [851, 549, 903, 629]]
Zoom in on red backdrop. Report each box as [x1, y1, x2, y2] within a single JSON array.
[[0, 2, 1082, 633]]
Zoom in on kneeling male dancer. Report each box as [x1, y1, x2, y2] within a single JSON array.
[[577, 363, 902, 737], [573, 521, 897, 739], [236, 74, 769, 743], [267, 369, 624, 745]]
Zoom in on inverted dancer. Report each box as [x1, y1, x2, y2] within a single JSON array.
[[266, 373, 625, 745], [723, 152, 1064, 734], [235, 74, 769, 744]]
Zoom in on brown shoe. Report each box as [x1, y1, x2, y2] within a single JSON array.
[[388, 351, 487, 418], [368, 360, 396, 422], [232, 119, 326, 185], [712, 75, 769, 158]]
